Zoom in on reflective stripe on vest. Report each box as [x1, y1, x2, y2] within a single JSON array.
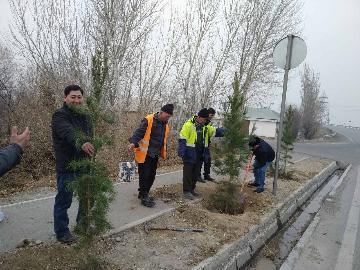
[[134, 114, 170, 164], [179, 116, 210, 148]]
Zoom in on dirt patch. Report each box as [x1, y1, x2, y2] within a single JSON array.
[[0, 241, 115, 270], [0, 158, 332, 269]]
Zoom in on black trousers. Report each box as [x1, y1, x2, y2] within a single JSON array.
[[183, 162, 202, 192], [200, 157, 211, 177], [138, 156, 158, 197]]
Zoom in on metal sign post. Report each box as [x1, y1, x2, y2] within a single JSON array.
[[272, 35, 307, 196]]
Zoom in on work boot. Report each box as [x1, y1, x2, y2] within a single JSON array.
[[254, 187, 264, 193], [247, 181, 259, 187], [197, 176, 206, 183], [191, 190, 201, 197], [138, 193, 154, 202], [183, 192, 195, 200], [56, 232, 77, 245], [141, 196, 156, 208], [204, 175, 215, 182]]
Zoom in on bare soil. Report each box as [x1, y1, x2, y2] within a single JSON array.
[[0, 157, 332, 270]]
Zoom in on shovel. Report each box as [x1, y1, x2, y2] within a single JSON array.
[[144, 224, 205, 234]]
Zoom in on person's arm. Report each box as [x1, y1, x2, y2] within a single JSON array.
[[0, 126, 30, 177], [52, 110, 76, 147], [0, 144, 23, 177], [52, 111, 94, 156], [253, 147, 267, 166], [215, 127, 226, 137], [128, 118, 148, 148], [178, 123, 189, 158]]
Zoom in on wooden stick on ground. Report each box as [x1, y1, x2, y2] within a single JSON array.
[[240, 154, 253, 193]]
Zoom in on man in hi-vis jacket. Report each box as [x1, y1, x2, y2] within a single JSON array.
[[128, 104, 173, 207]]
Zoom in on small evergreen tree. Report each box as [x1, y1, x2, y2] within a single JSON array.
[[69, 49, 115, 246], [213, 72, 248, 181], [280, 105, 296, 176], [207, 73, 249, 214]]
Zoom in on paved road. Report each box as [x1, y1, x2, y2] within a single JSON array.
[[280, 125, 360, 270], [294, 125, 360, 165]]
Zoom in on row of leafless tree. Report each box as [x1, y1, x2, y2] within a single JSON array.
[[1, 0, 302, 128], [287, 64, 328, 140]]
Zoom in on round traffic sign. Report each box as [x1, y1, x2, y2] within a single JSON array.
[[273, 35, 307, 70]]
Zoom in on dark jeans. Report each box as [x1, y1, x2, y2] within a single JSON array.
[[253, 160, 270, 189], [138, 155, 159, 197], [54, 172, 82, 237], [183, 162, 202, 192]]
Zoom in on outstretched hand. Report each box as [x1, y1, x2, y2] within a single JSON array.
[[127, 143, 135, 153], [10, 126, 30, 150]]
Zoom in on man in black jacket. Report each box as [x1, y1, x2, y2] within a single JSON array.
[[248, 136, 275, 193], [52, 85, 94, 244]]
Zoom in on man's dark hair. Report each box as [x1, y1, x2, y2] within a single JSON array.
[[208, 108, 216, 115], [248, 135, 260, 147], [64, 85, 83, 97]]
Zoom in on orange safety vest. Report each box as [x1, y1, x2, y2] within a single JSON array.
[[134, 114, 170, 164]]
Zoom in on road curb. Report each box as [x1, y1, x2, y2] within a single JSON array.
[[192, 161, 338, 270], [104, 198, 203, 238], [328, 164, 352, 197], [280, 163, 353, 270]]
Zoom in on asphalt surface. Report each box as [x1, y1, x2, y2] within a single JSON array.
[[279, 125, 360, 270]]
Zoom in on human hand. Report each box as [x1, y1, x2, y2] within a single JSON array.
[[82, 142, 95, 156], [10, 126, 30, 150], [127, 143, 135, 152]]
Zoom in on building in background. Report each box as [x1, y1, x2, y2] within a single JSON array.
[[213, 107, 280, 138]]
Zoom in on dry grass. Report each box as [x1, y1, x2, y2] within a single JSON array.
[[0, 100, 182, 198]]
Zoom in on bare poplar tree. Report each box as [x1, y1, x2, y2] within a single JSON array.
[[0, 44, 17, 134], [231, 0, 302, 103], [9, 0, 89, 95], [300, 64, 322, 139], [172, 0, 219, 126], [86, 0, 163, 107]]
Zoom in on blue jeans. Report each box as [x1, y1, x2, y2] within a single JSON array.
[[253, 160, 270, 189], [53, 172, 82, 237]]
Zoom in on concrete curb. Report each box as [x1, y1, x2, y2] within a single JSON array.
[[104, 207, 175, 237], [279, 214, 321, 270], [328, 164, 352, 197], [280, 163, 352, 270], [192, 161, 338, 270], [104, 198, 203, 237]]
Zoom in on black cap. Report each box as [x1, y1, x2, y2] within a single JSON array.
[[198, 108, 209, 118], [161, 104, 174, 115], [208, 108, 216, 115]]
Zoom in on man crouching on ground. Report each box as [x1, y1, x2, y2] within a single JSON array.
[[128, 104, 173, 207], [248, 136, 275, 193]]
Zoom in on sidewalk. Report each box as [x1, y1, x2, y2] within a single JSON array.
[[0, 169, 183, 253], [0, 152, 307, 253]]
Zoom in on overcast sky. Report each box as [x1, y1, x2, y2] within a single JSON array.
[[282, 0, 360, 126], [0, 0, 359, 126]]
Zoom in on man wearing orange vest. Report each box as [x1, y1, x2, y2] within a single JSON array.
[[128, 104, 173, 207]]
